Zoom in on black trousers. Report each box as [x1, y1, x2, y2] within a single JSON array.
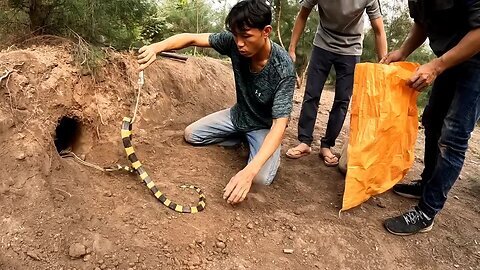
[[298, 46, 359, 148]]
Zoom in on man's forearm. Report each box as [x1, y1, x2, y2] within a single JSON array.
[[246, 120, 287, 175], [289, 8, 310, 52], [371, 18, 388, 61], [375, 32, 388, 61], [399, 22, 428, 58], [435, 28, 480, 72], [152, 33, 211, 53]]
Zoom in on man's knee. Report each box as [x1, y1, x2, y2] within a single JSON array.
[[253, 161, 279, 186], [184, 124, 202, 145], [439, 117, 473, 154], [253, 171, 275, 186]]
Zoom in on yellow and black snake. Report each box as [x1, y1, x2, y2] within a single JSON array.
[[121, 117, 206, 213]]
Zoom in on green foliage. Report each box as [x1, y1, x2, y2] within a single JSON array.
[[54, 0, 158, 48], [145, 0, 224, 56], [1, 0, 159, 49], [270, 0, 319, 76], [71, 32, 106, 76]]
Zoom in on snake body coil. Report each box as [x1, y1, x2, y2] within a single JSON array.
[[121, 117, 206, 213]]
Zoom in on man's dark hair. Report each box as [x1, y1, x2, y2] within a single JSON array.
[[225, 0, 272, 33]]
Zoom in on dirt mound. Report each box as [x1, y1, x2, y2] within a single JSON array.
[[0, 44, 236, 269]]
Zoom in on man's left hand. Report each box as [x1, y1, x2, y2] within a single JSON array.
[[408, 58, 445, 91], [223, 168, 256, 204]]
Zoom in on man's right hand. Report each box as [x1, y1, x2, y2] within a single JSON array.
[[137, 44, 159, 71], [380, 50, 406, 64]]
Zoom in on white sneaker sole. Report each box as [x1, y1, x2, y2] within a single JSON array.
[[386, 221, 434, 236]]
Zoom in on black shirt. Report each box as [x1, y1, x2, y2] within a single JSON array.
[[408, 0, 480, 56]]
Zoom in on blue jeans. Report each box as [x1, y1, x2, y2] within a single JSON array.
[[418, 56, 480, 218], [183, 108, 281, 185]]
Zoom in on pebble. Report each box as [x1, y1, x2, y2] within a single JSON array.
[[217, 234, 226, 243], [376, 199, 387, 208], [216, 241, 226, 249], [191, 255, 201, 266], [15, 152, 26, 160], [26, 250, 41, 261], [290, 226, 297, 232], [83, 254, 91, 262], [283, 249, 294, 254], [68, 243, 86, 258], [294, 207, 307, 215], [104, 191, 112, 197], [247, 222, 254, 229]]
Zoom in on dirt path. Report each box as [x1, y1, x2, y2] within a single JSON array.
[[1, 46, 479, 270]]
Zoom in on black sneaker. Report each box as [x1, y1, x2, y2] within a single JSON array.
[[384, 207, 434, 236], [392, 180, 422, 199]]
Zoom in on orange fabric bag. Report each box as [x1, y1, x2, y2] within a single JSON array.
[[342, 62, 420, 211]]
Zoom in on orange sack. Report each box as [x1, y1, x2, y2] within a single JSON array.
[[342, 62, 420, 211]]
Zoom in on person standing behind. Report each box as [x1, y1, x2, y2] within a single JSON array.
[[382, 0, 480, 235], [286, 0, 387, 166]]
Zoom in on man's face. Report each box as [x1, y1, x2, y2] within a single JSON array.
[[233, 26, 272, 57]]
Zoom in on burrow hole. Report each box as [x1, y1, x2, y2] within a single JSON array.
[[54, 116, 82, 154]]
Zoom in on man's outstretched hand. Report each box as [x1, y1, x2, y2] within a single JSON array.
[[137, 45, 158, 72]]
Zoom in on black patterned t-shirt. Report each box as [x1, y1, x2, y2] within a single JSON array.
[[209, 31, 296, 132]]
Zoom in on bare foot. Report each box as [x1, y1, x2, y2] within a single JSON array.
[[320, 147, 339, 167], [286, 143, 311, 159]]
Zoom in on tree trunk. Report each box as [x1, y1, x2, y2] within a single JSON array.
[[300, 61, 309, 88], [29, 0, 49, 33], [194, 0, 199, 56], [274, 0, 301, 88], [275, 0, 285, 49]]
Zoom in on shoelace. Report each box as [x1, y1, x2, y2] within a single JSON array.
[[403, 210, 422, 225]]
